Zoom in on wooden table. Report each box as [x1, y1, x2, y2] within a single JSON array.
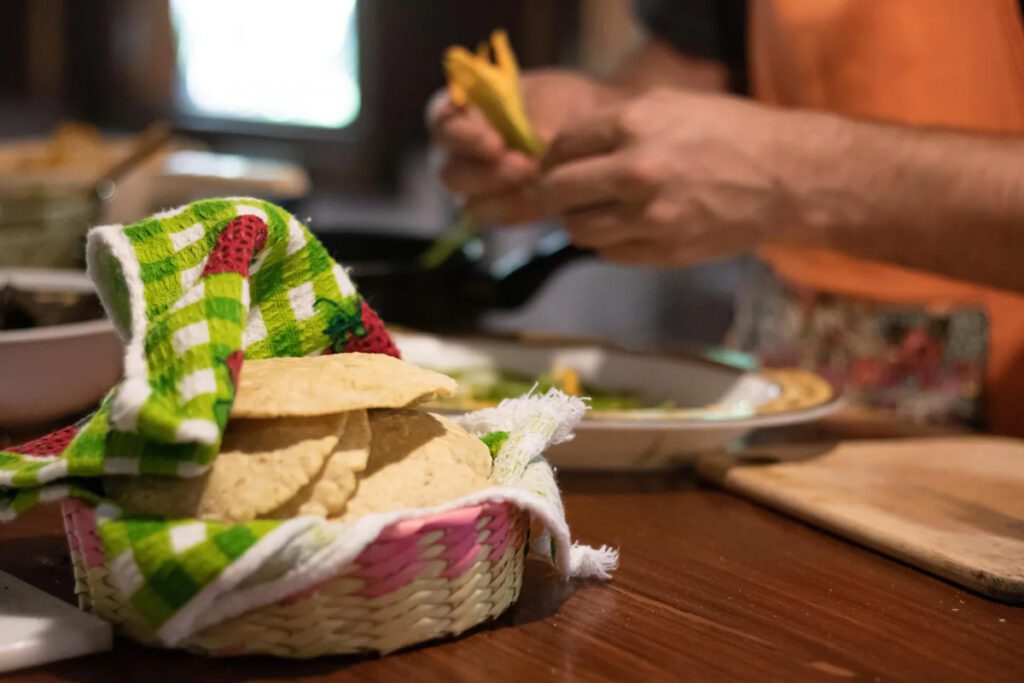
[[2, 410, 1022, 682]]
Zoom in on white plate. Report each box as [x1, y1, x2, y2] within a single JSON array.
[[0, 269, 122, 427], [394, 331, 843, 470]]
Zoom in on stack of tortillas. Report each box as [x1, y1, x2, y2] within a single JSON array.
[[104, 353, 494, 523]]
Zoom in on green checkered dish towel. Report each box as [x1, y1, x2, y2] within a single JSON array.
[[2, 198, 386, 493], [0, 198, 616, 646]]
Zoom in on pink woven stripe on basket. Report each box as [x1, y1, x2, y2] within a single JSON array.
[[63, 498, 105, 568], [354, 533, 421, 565], [356, 559, 430, 598], [275, 504, 514, 603], [351, 503, 514, 597], [438, 525, 482, 578], [441, 506, 517, 576], [353, 533, 428, 581], [485, 517, 514, 563], [62, 503, 80, 554], [374, 504, 484, 542]]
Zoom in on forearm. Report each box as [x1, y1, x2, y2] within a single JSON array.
[[787, 112, 1024, 293]]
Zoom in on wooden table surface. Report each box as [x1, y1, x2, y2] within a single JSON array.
[[2, 410, 1022, 682]]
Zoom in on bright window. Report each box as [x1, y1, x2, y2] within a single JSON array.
[[169, 0, 360, 129]]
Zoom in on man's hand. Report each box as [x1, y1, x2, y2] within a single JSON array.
[[539, 88, 824, 266], [538, 86, 1024, 296], [427, 71, 620, 226]]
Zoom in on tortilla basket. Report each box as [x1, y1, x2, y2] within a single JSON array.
[[62, 497, 530, 657]]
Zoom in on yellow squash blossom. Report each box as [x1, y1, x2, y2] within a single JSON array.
[[422, 31, 542, 269], [444, 30, 544, 156]]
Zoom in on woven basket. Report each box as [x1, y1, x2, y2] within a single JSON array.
[[61, 497, 530, 657]]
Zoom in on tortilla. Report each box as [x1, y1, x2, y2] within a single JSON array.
[[267, 410, 371, 518], [333, 409, 492, 523], [230, 353, 458, 419], [104, 413, 345, 522]]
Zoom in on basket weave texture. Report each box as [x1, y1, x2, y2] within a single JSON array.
[[62, 498, 529, 657]]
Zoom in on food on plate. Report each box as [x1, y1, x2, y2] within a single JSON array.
[[104, 354, 492, 523], [433, 364, 674, 412]]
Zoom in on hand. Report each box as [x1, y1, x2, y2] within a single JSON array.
[[539, 88, 824, 266], [427, 71, 620, 226]]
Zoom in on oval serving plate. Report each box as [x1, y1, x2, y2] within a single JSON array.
[[393, 331, 843, 470]]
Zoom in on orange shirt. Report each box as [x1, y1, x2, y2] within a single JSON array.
[[748, 0, 1024, 434]]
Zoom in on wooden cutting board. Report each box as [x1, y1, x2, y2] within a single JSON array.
[[698, 437, 1024, 604]]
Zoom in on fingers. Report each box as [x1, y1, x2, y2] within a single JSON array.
[[428, 91, 505, 162], [427, 87, 546, 226], [540, 155, 631, 213], [439, 151, 536, 196], [541, 150, 666, 214], [438, 149, 543, 226], [428, 86, 541, 208]]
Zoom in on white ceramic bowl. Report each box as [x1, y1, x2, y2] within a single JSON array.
[[394, 331, 843, 470], [0, 269, 121, 427]]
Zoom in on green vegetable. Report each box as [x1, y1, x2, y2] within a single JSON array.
[[480, 431, 510, 459], [419, 215, 477, 269]]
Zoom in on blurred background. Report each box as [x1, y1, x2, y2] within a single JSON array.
[[0, 0, 743, 351]]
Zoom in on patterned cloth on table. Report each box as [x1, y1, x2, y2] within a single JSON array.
[[728, 261, 988, 428]]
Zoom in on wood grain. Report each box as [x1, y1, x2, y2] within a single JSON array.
[[1, 469, 1022, 682], [700, 437, 1024, 603]]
